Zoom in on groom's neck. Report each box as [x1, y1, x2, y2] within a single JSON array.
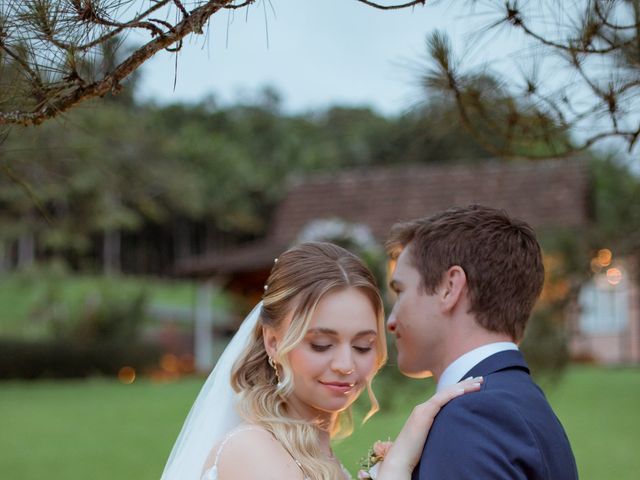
[[434, 328, 514, 381]]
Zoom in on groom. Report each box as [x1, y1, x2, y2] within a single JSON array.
[[386, 205, 578, 479]]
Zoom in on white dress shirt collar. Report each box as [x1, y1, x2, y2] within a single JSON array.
[[436, 342, 519, 392]]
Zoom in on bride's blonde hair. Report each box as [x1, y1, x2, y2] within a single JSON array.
[[231, 242, 387, 480]]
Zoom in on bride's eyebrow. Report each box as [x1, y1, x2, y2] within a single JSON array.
[[306, 328, 338, 336], [306, 328, 377, 338]]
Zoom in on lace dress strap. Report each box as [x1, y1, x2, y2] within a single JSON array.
[[214, 426, 262, 467], [201, 426, 264, 480]]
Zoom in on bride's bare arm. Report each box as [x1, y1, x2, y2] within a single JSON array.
[[375, 376, 483, 479]]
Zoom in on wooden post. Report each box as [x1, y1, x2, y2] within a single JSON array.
[[103, 230, 121, 275], [194, 281, 215, 373], [17, 232, 35, 270], [0, 241, 8, 273]]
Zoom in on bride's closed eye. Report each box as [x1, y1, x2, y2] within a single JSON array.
[[310, 343, 332, 352], [309, 343, 373, 354]]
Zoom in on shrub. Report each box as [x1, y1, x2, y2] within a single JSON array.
[[0, 337, 161, 379], [1, 278, 160, 379]]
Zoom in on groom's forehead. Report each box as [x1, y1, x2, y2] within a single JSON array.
[[394, 247, 419, 276]]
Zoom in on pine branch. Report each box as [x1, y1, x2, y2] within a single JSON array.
[[355, 0, 426, 10], [0, 1, 238, 126], [420, 2, 640, 157], [0, 0, 429, 126]]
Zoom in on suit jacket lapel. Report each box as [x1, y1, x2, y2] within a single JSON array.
[[461, 349, 530, 381]]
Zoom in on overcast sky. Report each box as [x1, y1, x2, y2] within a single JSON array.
[[136, 0, 524, 115]]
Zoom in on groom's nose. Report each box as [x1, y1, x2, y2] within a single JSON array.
[[386, 311, 397, 333]]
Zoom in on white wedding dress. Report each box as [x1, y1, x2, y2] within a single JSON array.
[[201, 425, 352, 480]]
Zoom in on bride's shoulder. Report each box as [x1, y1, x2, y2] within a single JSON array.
[[219, 423, 272, 442], [206, 424, 303, 479], [217, 424, 274, 451]]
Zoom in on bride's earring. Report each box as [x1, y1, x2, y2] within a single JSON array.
[[268, 355, 283, 390]]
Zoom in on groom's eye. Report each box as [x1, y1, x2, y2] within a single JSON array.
[[310, 344, 332, 352]]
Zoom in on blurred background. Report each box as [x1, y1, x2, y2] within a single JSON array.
[[1, 1, 639, 479]]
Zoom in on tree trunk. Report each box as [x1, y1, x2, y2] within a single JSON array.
[[0, 241, 9, 273], [17, 232, 35, 270], [205, 223, 227, 253], [103, 230, 121, 275], [173, 219, 191, 261]]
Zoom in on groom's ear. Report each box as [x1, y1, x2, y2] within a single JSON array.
[[263, 325, 279, 358], [440, 266, 467, 313]]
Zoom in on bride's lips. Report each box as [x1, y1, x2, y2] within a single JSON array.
[[319, 381, 355, 394]]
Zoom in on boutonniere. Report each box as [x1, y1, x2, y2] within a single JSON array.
[[357, 440, 393, 479]]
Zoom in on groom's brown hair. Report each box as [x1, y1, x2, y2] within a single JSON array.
[[386, 205, 544, 341]]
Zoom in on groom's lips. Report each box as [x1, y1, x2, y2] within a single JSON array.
[[319, 381, 355, 394]]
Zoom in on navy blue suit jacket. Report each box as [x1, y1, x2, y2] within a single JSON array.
[[412, 350, 578, 479]]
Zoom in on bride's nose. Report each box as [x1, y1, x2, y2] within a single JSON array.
[[331, 345, 355, 375]]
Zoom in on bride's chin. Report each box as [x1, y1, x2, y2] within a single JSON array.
[[311, 396, 353, 413], [326, 395, 360, 412]]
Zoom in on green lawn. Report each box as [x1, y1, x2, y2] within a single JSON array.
[[0, 367, 637, 479]]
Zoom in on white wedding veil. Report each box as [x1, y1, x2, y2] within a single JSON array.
[[161, 302, 262, 480]]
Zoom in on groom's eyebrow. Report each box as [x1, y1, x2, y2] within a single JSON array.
[[307, 328, 377, 338]]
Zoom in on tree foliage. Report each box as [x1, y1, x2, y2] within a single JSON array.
[[0, 86, 505, 273], [421, 0, 640, 157]]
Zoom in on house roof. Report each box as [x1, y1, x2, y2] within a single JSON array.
[[176, 158, 590, 277], [175, 239, 287, 277]]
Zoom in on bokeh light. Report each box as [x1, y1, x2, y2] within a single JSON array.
[[160, 353, 179, 374], [590, 257, 602, 273], [597, 248, 613, 267], [606, 267, 622, 285], [118, 366, 136, 384]]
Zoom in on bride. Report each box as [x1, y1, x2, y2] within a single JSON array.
[[161, 242, 481, 480]]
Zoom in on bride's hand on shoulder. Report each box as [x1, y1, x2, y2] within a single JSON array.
[[376, 376, 483, 479]]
